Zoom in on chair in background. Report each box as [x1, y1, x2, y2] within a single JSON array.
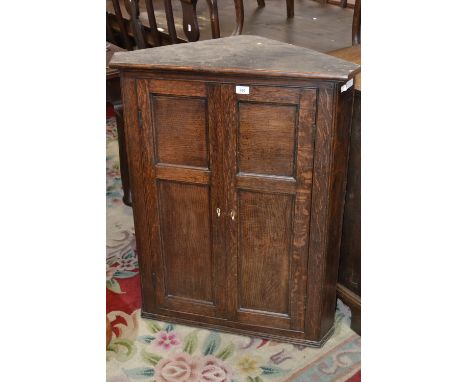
[[106, 0, 245, 205], [106, 0, 247, 50]]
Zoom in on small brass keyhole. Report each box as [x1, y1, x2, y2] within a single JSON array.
[[230, 210, 236, 221], [216, 208, 221, 217]]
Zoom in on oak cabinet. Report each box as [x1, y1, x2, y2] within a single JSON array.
[[110, 36, 360, 347]]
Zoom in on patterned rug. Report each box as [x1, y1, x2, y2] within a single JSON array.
[[106, 114, 361, 382]]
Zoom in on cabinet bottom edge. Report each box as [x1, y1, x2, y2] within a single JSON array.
[[141, 310, 334, 348]]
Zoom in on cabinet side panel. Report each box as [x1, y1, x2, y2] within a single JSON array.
[[306, 84, 354, 340], [338, 91, 361, 296], [121, 76, 157, 313], [306, 86, 335, 340], [320, 86, 354, 337]]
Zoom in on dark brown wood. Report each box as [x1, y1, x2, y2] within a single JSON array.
[[180, 0, 201, 41], [111, 0, 133, 50], [238, 192, 293, 315], [107, 43, 132, 206], [114, 103, 133, 206], [232, 0, 244, 35], [352, 0, 361, 45], [286, 0, 294, 18], [158, 181, 214, 302], [205, 0, 221, 39], [145, 0, 163, 47], [107, 13, 118, 44], [152, 96, 208, 167], [127, 0, 147, 49], [238, 102, 296, 176], [327, 46, 361, 334], [337, 284, 360, 334], [326, 0, 354, 7], [338, 90, 360, 295], [163, 0, 179, 43], [257, 0, 265, 8], [110, 36, 359, 347]]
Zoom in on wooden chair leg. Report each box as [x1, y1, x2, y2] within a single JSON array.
[[106, 13, 117, 44], [352, 0, 361, 45], [232, 0, 244, 35], [206, 0, 221, 39], [286, 0, 294, 18], [257, 0, 265, 8]]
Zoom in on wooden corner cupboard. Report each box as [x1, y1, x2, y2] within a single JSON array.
[[109, 35, 360, 347]]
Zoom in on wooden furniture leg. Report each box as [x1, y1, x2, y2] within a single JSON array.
[[257, 0, 293, 18], [206, 0, 221, 38], [114, 103, 132, 206], [286, 0, 294, 18], [352, 0, 361, 45], [232, 0, 244, 35]]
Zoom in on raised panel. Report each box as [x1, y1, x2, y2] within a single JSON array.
[[158, 181, 213, 303], [238, 102, 297, 177], [238, 191, 294, 315], [152, 95, 208, 168]]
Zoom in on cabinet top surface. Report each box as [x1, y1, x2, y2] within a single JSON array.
[[109, 36, 360, 81]]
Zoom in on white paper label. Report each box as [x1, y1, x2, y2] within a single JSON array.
[[236, 86, 250, 95], [340, 78, 354, 93]]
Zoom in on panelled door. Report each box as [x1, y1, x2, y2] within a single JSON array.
[[220, 84, 318, 332], [135, 79, 317, 332], [136, 79, 226, 319]]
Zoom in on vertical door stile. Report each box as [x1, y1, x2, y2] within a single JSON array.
[[289, 88, 317, 330], [122, 76, 153, 313], [207, 83, 228, 317], [137, 79, 168, 310], [210, 83, 239, 321]]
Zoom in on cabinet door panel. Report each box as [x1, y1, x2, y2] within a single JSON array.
[[225, 85, 317, 332], [136, 79, 225, 318], [239, 103, 296, 177], [238, 191, 293, 315], [152, 96, 208, 168], [158, 181, 213, 303]]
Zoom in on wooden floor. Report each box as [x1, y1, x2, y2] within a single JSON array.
[[203, 0, 354, 52], [108, 0, 354, 53]]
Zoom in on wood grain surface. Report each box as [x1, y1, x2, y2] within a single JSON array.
[[110, 35, 360, 81], [115, 39, 358, 346]]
